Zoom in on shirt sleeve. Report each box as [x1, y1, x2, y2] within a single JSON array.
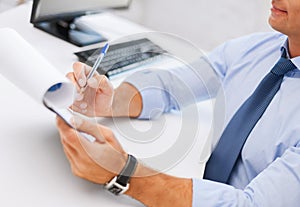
[[124, 56, 222, 119], [192, 144, 300, 207]]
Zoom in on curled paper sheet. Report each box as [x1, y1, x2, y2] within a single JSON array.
[[0, 28, 95, 142], [0, 28, 74, 108]]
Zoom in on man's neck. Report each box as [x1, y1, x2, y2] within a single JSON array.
[[288, 37, 300, 58]]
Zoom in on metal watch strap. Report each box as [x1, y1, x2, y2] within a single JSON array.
[[105, 154, 138, 195]]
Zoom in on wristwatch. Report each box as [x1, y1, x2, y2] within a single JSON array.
[[104, 154, 138, 195]]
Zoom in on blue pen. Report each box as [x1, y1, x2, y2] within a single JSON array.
[[81, 43, 109, 92], [86, 43, 109, 80]]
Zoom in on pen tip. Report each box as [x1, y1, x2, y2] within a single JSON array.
[[101, 43, 109, 54]]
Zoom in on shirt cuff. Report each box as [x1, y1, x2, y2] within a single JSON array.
[[124, 69, 167, 119], [192, 178, 242, 207]]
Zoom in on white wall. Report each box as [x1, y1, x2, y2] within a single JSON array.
[[0, 0, 27, 12], [117, 0, 272, 51], [1, 0, 272, 51]]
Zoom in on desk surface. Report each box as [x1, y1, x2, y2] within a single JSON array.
[[0, 3, 212, 207]]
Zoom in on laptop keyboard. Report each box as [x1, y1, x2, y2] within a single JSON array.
[[74, 38, 167, 77]]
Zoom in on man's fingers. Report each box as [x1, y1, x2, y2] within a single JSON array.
[[61, 137, 77, 154], [73, 62, 113, 98], [73, 62, 87, 87], [66, 72, 80, 91], [73, 62, 92, 87], [71, 117, 124, 154], [87, 75, 114, 96], [73, 62, 92, 76], [62, 144, 83, 176], [62, 141, 78, 163], [56, 116, 74, 137], [57, 116, 126, 176], [70, 116, 106, 143], [99, 75, 114, 95], [56, 116, 84, 150], [66, 72, 88, 103]]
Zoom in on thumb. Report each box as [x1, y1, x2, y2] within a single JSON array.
[[71, 116, 105, 143], [70, 116, 127, 175], [71, 116, 125, 153]]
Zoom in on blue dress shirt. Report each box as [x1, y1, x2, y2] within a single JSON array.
[[124, 32, 300, 206]]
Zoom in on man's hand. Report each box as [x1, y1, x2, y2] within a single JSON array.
[[56, 116, 127, 184], [67, 62, 142, 118], [56, 116, 192, 206], [67, 62, 114, 117]]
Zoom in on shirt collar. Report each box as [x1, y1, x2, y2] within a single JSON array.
[[281, 37, 300, 70]]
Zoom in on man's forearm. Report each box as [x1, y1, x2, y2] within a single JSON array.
[[126, 163, 193, 207], [111, 82, 143, 117], [110, 83, 192, 205]]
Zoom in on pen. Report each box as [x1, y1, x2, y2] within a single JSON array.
[[81, 43, 109, 92]]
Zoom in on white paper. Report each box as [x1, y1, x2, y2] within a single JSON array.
[[0, 28, 96, 142], [0, 28, 74, 108]]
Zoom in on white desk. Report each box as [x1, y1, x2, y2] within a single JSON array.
[[0, 3, 213, 207]]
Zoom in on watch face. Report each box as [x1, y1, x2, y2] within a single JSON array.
[[105, 177, 129, 195], [108, 185, 124, 195]]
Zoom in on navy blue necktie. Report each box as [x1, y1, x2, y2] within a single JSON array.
[[203, 52, 296, 183]]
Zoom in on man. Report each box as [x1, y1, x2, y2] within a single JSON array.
[[56, 0, 300, 206]]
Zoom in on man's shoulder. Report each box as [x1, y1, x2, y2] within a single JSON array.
[[228, 32, 286, 47], [219, 32, 286, 58], [207, 32, 287, 74], [239, 31, 284, 39]]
